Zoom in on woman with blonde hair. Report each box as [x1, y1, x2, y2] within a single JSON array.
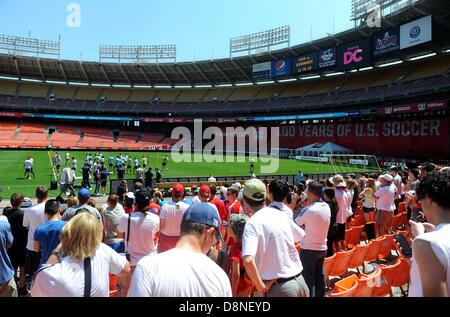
[[359, 178, 377, 223], [31, 213, 130, 297]]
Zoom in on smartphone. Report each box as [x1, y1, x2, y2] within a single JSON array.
[[395, 234, 412, 257]]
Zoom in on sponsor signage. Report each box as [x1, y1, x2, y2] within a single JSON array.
[[383, 100, 448, 114], [400, 15, 432, 49], [318, 47, 337, 68], [294, 52, 318, 73], [337, 39, 372, 70], [0, 111, 22, 117], [252, 62, 271, 79], [349, 159, 369, 166], [271, 58, 292, 77], [295, 155, 329, 162], [373, 27, 400, 56]]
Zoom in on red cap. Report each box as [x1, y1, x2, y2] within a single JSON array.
[[172, 183, 185, 197], [199, 184, 211, 198]]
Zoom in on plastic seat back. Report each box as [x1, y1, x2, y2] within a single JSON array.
[[378, 234, 396, 259], [372, 259, 401, 297], [365, 236, 385, 262], [354, 264, 382, 297], [348, 242, 371, 270], [329, 248, 356, 277], [328, 275, 359, 297], [348, 225, 365, 249], [391, 258, 411, 288]]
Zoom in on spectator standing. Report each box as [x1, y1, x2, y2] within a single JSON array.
[[359, 178, 377, 223], [118, 190, 160, 296], [135, 165, 144, 184], [23, 186, 48, 278], [374, 174, 396, 236], [391, 166, 403, 210], [268, 180, 294, 220], [323, 187, 338, 257], [295, 182, 331, 297], [158, 184, 190, 253], [31, 213, 130, 297], [128, 203, 231, 297], [33, 200, 65, 267], [329, 175, 352, 252], [103, 195, 126, 253], [144, 167, 154, 189], [61, 189, 103, 229], [0, 218, 16, 297], [2, 193, 28, 295], [241, 179, 308, 297]]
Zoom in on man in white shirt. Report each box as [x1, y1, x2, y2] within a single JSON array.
[[24, 157, 33, 180], [391, 166, 403, 209], [54, 153, 62, 174], [23, 186, 48, 277], [268, 179, 294, 219], [295, 182, 330, 297], [241, 179, 309, 297], [158, 183, 190, 253], [208, 175, 216, 182], [329, 174, 352, 252], [118, 189, 160, 296], [374, 174, 396, 236], [71, 157, 77, 172], [128, 202, 231, 297]]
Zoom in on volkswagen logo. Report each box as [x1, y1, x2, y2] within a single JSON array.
[[410, 26, 421, 39]]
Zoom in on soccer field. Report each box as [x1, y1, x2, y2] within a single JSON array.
[[0, 149, 363, 199]]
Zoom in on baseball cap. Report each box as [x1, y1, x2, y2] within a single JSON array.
[[390, 166, 398, 171], [199, 184, 211, 198], [220, 186, 228, 195], [172, 183, 185, 197], [135, 190, 150, 206], [243, 179, 266, 202], [182, 203, 223, 241], [228, 214, 249, 239], [381, 174, 394, 182], [125, 192, 135, 200], [78, 188, 90, 200], [329, 175, 347, 187]]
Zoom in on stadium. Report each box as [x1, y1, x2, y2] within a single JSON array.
[[0, 0, 449, 301]]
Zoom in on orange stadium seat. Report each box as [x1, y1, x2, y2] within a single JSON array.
[[372, 259, 402, 297], [329, 248, 355, 279], [347, 225, 365, 249], [378, 234, 396, 260], [364, 236, 384, 263], [324, 254, 336, 289], [328, 275, 359, 298], [348, 242, 371, 274], [392, 213, 408, 231], [354, 264, 382, 297]]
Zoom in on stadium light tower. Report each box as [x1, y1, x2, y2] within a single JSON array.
[[229, 26, 290, 58], [99, 44, 176, 63], [0, 34, 60, 59], [350, 0, 417, 27]]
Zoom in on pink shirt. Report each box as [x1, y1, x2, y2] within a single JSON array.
[[335, 188, 353, 224]]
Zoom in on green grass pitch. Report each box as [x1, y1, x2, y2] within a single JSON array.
[[0, 149, 364, 199]]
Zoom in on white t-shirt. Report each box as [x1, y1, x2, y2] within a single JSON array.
[[192, 196, 201, 203], [31, 243, 126, 297], [23, 202, 47, 251], [374, 184, 396, 212], [269, 201, 293, 220], [128, 248, 231, 297], [24, 159, 33, 169], [242, 206, 305, 281], [409, 223, 450, 297], [295, 201, 331, 251], [208, 177, 217, 182], [72, 159, 77, 169], [393, 174, 402, 200], [55, 155, 61, 165], [335, 188, 353, 224], [159, 201, 190, 236], [118, 211, 160, 266]]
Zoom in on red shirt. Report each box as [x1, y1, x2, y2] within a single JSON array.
[[228, 200, 243, 215], [209, 197, 227, 222], [230, 242, 252, 293], [124, 206, 135, 214], [148, 202, 161, 216]]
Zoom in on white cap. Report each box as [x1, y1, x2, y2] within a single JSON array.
[[381, 174, 393, 182], [125, 192, 135, 200]]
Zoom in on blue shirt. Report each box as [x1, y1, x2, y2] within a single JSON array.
[[296, 173, 304, 184], [182, 199, 194, 206], [34, 220, 65, 267], [0, 221, 14, 284]]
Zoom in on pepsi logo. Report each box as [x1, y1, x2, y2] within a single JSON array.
[[276, 60, 286, 72], [410, 26, 421, 39]]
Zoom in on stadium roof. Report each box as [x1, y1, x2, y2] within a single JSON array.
[[0, 0, 449, 87]]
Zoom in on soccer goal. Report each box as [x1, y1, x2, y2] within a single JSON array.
[[320, 154, 381, 174]]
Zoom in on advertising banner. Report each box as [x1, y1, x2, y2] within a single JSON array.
[[252, 62, 271, 79], [294, 52, 318, 73], [373, 27, 400, 56], [400, 15, 432, 49], [318, 47, 337, 68], [337, 39, 372, 70], [271, 59, 292, 77]]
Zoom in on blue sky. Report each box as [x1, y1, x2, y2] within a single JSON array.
[[0, 0, 353, 62]]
